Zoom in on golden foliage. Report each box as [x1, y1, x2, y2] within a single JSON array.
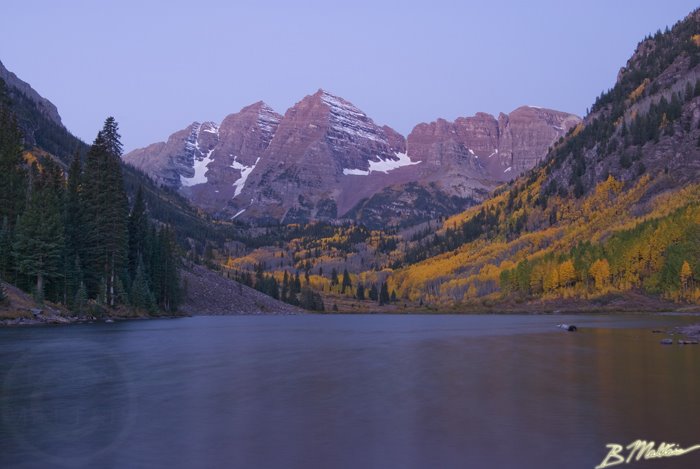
[[589, 259, 611, 291], [628, 78, 649, 102]]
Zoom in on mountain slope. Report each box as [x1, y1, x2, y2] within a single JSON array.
[[387, 8, 700, 309], [125, 89, 578, 226], [0, 62, 224, 249], [231, 89, 415, 223]]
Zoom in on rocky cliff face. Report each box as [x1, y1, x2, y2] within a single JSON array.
[[0, 59, 63, 128], [124, 102, 282, 212], [228, 90, 416, 223], [124, 90, 579, 225], [406, 106, 580, 196]]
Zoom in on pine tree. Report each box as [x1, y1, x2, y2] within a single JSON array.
[[330, 268, 339, 286], [64, 150, 84, 306], [74, 281, 88, 316], [128, 186, 149, 278], [0, 216, 13, 280], [100, 117, 124, 158], [368, 284, 378, 301], [292, 272, 301, 295], [300, 286, 324, 311], [341, 268, 352, 294], [13, 162, 65, 302], [131, 256, 155, 312], [0, 280, 7, 303], [379, 282, 390, 305], [281, 270, 289, 302], [156, 227, 181, 312], [82, 118, 129, 306], [0, 80, 27, 229], [356, 283, 365, 300], [65, 255, 83, 309]]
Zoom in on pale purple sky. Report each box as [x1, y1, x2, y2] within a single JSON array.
[[1, 0, 698, 151]]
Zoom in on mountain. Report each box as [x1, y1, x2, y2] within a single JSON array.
[[0, 59, 62, 127], [124, 90, 579, 226], [0, 60, 225, 248], [352, 106, 579, 227], [385, 8, 700, 309], [218, 7, 700, 314], [228, 90, 415, 224], [0, 59, 84, 162]]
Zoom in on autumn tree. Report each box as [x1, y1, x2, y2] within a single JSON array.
[[558, 260, 576, 288], [589, 259, 611, 292], [680, 260, 693, 296]]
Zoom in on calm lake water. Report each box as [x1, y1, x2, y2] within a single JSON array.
[[1, 314, 700, 469]]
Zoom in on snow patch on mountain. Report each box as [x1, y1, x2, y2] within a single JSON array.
[[202, 123, 219, 134], [231, 156, 261, 197], [343, 152, 421, 176], [181, 148, 214, 187]]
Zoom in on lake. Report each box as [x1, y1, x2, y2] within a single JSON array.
[[1, 314, 700, 469]]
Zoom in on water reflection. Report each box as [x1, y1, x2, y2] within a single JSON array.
[[0, 315, 699, 468]]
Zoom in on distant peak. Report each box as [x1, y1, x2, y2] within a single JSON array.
[[239, 101, 280, 117]]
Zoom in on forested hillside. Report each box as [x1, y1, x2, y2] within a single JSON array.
[[6, 8, 700, 315], [385, 9, 700, 309], [216, 8, 700, 312], [0, 79, 182, 317]]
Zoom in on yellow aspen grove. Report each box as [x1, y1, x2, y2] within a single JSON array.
[[589, 259, 611, 292], [680, 261, 693, 295], [530, 264, 545, 295], [543, 264, 559, 293], [558, 260, 576, 288]]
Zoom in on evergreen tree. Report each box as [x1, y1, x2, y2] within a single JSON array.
[[155, 227, 181, 312], [341, 268, 352, 294], [0, 216, 13, 280], [292, 271, 302, 295], [379, 282, 390, 305], [0, 80, 27, 229], [13, 162, 65, 302], [356, 283, 365, 300], [82, 118, 129, 306], [128, 186, 149, 278], [300, 286, 324, 311], [368, 284, 378, 301], [330, 267, 339, 286], [64, 255, 83, 309], [0, 280, 7, 303], [281, 270, 289, 302], [74, 281, 88, 316], [131, 256, 155, 311], [64, 150, 84, 306]]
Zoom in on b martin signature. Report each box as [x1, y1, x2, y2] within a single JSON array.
[[595, 440, 700, 468]]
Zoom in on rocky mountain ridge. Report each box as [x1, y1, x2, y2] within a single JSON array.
[[124, 89, 580, 226]]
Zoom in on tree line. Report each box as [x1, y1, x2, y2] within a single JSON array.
[[0, 81, 181, 315]]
